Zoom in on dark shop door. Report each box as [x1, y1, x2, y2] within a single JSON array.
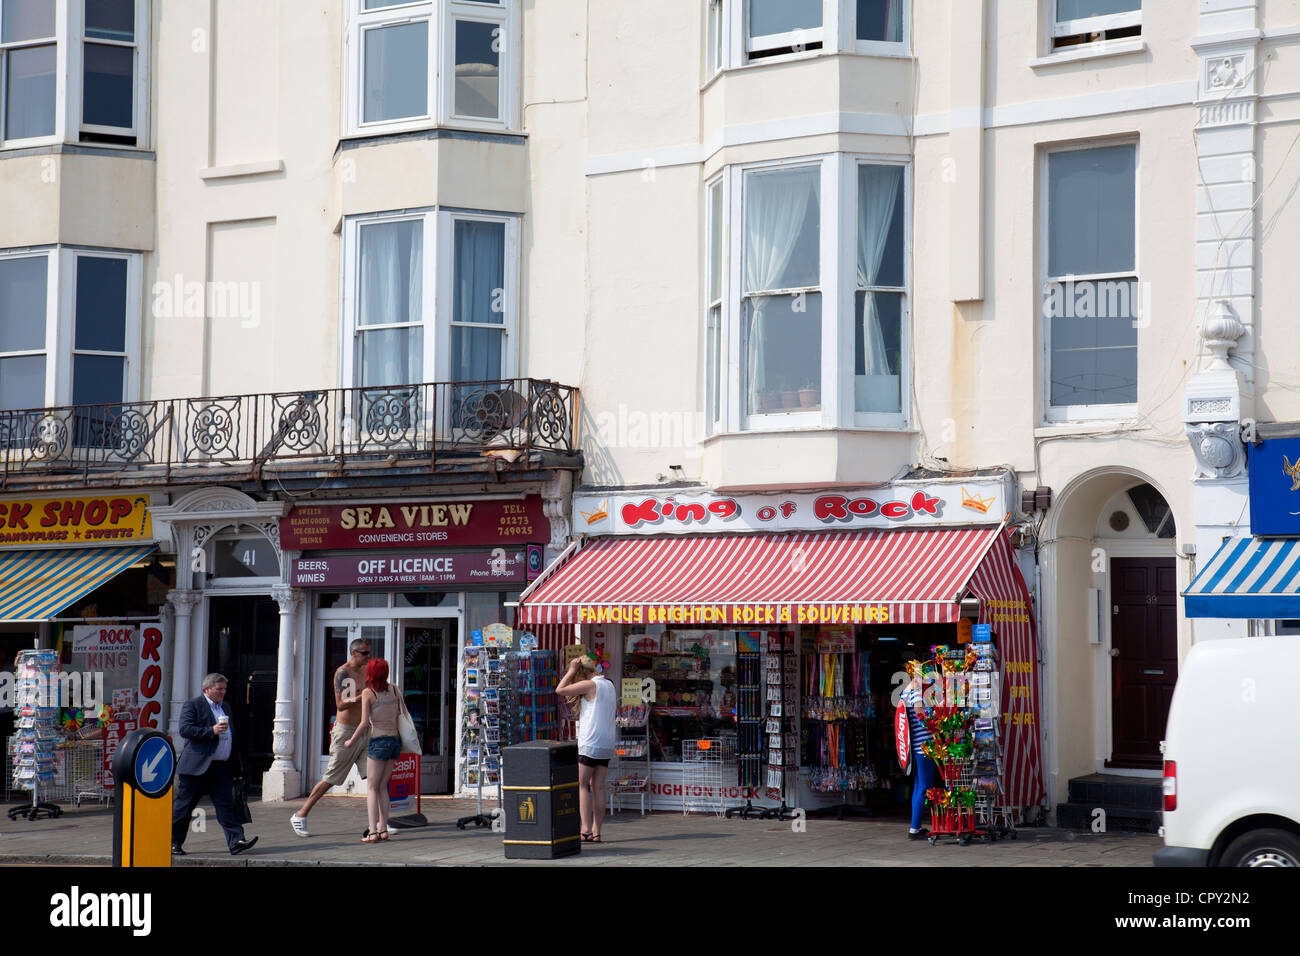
[[207, 595, 280, 792], [1109, 557, 1178, 768]]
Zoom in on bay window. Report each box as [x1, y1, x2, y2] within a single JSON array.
[[742, 164, 822, 416], [342, 208, 518, 390], [746, 0, 823, 60], [1052, 0, 1140, 51], [0, 0, 148, 149], [0, 247, 139, 413], [854, 163, 905, 414], [705, 179, 724, 426], [855, 0, 904, 45], [346, 0, 517, 135], [709, 1, 907, 71], [1043, 142, 1139, 419], [707, 155, 909, 433]]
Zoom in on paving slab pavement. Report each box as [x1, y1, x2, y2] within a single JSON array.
[[0, 794, 1161, 866]]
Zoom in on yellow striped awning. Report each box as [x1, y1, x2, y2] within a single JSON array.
[[0, 545, 156, 622]]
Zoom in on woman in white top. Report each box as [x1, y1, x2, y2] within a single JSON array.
[[556, 655, 616, 843]]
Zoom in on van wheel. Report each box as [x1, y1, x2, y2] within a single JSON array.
[[1221, 829, 1300, 867]]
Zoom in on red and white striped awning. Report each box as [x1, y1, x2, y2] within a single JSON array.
[[518, 525, 1005, 626]]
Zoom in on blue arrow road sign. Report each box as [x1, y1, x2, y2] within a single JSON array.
[[133, 735, 174, 797]]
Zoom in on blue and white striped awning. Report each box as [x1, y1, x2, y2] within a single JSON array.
[[0, 545, 156, 622], [1184, 536, 1300, 618]]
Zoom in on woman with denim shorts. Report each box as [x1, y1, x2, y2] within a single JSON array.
[[346, 657, 405, 843]]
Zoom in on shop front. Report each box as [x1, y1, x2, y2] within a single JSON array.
[[519, 478, 1047, 819], [279, 495, 549, 795], [1184, 425, 1300, 630], [0, 492, 170, 803]]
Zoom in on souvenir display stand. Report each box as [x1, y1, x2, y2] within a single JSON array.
[[970, 638, 1016, 838], [508, 649, 559, 744], [8, 648, 63, 821], [609, 702, 651, 815], [456, 641, 504, 830], [920, 642, 1015, 846], [804, 632, 876, 820], [726, 629, 798, 821]]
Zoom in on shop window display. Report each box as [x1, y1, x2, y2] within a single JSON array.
[[623, 627, 737, 761]]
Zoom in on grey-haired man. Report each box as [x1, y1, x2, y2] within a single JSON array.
[[172, 673, 258, 856]]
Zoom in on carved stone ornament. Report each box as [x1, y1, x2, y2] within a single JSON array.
[[1187, 421, 1246, 479], [1202, 299, 1246, 371]]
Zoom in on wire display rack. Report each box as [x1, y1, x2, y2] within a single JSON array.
[[681, 737, 733, 816], [5, 739, 110, 808]]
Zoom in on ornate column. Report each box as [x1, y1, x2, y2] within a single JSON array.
[[263, 584, 304, 801], [166, 589, 202, 736]]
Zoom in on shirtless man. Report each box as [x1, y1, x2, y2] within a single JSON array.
[[290, 639, 371, 836]]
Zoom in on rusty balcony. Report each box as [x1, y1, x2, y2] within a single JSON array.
[[0, 379, 581, 492]]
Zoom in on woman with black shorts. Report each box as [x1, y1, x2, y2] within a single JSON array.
[[557, 655, 616, 842]]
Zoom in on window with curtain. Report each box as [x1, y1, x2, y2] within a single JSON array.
[[0, 252, 48, 410], [1045, 143, 1138, 410], [450, 219, 506, 383], [349, 0, 514, 133], [706, 179, 724, 427], [345, 210, 516, 394], [746, 0, 823, 60], [856, 0, 904, 43], [357, 219, 424, 388], [1053, 0, 1140, 49], [742, 164, 821, 416], [855, 164, 905, 414]]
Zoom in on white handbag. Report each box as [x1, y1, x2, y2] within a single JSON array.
[[397, 691, 420, 755]]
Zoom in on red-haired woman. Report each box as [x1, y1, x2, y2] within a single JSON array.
[[345, 658, 404, 843]]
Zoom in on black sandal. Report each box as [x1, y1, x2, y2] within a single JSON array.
[[581, 832, 594, 842]]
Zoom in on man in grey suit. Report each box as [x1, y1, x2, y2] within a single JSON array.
[[170, 672, 258, 856]]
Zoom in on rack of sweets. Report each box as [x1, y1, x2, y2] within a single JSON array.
[[609, 701, 652, 815], [8, 649, 63, 821], [802, 629, 877, 819], [508, 648, 559, 744], [456, 637, 506, 829]]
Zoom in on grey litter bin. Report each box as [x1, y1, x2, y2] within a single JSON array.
[[502, 739, 581, 859]]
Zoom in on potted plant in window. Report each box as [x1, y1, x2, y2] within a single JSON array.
[[759, 391, 782, 412], [798, 380, 820, 408], [780, 376, 799, 409]]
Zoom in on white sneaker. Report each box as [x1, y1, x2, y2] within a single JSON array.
[[290, 814, 310, 837]]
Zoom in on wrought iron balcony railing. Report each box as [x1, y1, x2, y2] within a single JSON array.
[[0, 379, 579, 488]]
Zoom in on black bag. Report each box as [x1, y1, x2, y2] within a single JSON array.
[[231, 774, 253, 825]]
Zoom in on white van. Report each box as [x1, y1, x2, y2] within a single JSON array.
[[1156, 637, 1300, 866]]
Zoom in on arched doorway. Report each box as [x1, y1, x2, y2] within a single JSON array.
[[1094, 482, 1178, 767], [1041, 468, 1185, 794]]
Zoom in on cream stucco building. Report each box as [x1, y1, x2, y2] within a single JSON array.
[[3, 0, 1299, 820]]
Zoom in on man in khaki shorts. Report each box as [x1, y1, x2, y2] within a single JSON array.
[[290, 638, 371, 836]]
